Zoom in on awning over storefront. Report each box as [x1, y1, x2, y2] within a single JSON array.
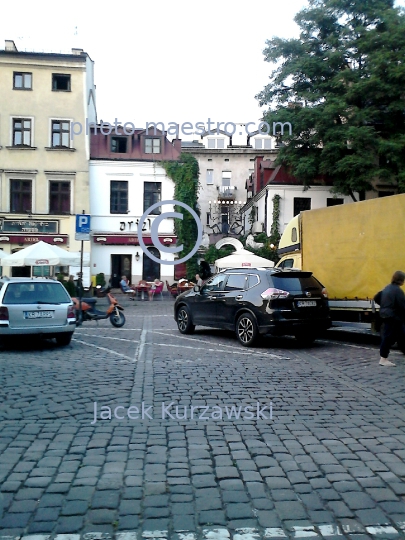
[[92, 234, 177, 246], [0, 235, 68, 245]]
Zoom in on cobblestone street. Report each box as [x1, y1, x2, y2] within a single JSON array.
[[1, 296, 405, 539]]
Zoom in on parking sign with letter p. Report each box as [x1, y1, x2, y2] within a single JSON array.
[[75, 214, 91, 241]]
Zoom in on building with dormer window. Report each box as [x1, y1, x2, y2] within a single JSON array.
[[181, 124, 275, 246], [89, 126, 182, 287]]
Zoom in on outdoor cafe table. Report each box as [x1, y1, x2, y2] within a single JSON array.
[[136, 282, 152, 300], [177, 282, 194, 294]]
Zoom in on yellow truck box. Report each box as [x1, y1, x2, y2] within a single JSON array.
[[277, 194, 405, 320]]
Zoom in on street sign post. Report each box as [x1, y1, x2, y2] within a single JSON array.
[[75, 214, 91, 241], [75, 213, 91, 325]]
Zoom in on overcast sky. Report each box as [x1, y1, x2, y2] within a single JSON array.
[[1, 0, 404, 137]]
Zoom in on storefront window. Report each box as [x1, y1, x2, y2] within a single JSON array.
[[33, 266, 51, 277]]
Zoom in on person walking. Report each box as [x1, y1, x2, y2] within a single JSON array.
[[195, 273, 203, 287], [377, 270, 405, 366]]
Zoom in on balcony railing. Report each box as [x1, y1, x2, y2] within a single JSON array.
[[217, 185, 236, 200]]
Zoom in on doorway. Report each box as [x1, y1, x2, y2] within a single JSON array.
[[142, 247, 160, 281], [111, 254, 132, 288]]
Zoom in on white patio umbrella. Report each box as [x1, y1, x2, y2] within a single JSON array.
[[215, 248, 274, 271], [214, 237, 274, 271], [1, 241, 81, 267]]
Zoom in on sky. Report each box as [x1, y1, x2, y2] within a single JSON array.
[[1, 0, 405, 138]]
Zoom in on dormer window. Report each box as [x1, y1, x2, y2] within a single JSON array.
[[207, 138, 224, 149], [111, 136, 127, 153], [254, 138, 271, 150], [145, 138, 161, 154]]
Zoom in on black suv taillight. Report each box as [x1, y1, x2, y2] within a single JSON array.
[[0, 307, 9, 321], [261, 287, 290, 300]]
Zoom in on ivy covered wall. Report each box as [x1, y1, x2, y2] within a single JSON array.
[[162, 154, 200, 279]]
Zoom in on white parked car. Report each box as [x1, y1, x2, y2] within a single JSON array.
[[0, 277, 76, 346]]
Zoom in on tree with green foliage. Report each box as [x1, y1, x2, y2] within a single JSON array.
[[203, 244, 237, 265], [257, 0, 405, 200], [162, 154, 200, 279]]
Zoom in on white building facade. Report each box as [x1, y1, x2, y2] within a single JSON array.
[[182, 125, 276, 245], [89, 161, 177, 287], [243, 184, 355, 237]]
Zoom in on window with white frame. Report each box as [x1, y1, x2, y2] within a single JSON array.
[[222, 171, 231, 186], [254, 138, 271, 150], [10, 179, 32, 213], [12, 118, 32, 146], [49, 181, 71, 214], [207, 138, 225, 149], [13, 72, 32, 90], [206, 169, 214, 184], [143, 182, 162, 214], [145, 138, 161, 154], [110, 181, 128, 214], [51, 120, 70, 148], [254, 138, 263, 149]]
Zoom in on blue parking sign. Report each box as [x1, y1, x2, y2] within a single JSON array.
[[75, 214, 91, 241]]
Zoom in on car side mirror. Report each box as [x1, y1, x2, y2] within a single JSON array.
[[193, 285, 200, 293]]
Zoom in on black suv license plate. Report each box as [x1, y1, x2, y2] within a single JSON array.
[[296, 300, 317, 307]]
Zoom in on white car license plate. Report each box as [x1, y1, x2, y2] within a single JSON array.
[[24, 311, 53, 319], [296, 300, 317, 307]]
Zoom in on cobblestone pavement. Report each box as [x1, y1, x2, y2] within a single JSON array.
[[1, 295, 405, 539]]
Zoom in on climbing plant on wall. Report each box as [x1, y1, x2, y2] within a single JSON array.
[[269, 194, 281, 247], [244, 195, 282, 264], [162, 153, 200, 279]]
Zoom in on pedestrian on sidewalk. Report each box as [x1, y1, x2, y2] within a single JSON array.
[[376, 270, 405, 366]]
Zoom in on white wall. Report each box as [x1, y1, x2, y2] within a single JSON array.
[[89, 160, 176, 284], [244, 185, 355, 237]]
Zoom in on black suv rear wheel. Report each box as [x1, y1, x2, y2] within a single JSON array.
[[236, 313, 258, 347], [176, 306, 195, 334]]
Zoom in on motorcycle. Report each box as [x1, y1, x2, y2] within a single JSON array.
[[72, 286, 125, 327]]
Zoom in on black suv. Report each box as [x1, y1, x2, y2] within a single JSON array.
[[174, 268, 331, 347]]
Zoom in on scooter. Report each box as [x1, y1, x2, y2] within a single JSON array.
[[72, 286, 125, 327]]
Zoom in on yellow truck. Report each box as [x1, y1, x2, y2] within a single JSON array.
[[276, 194, 405, 325]]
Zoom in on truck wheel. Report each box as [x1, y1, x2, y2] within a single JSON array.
[[176, 306, 195, 334], [55, 333, 73, 346], [110, 312, 125, 327], [236, 313, 258, 347]]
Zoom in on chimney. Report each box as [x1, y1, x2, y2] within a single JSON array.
[[72, 48, 84, 55], [172, 139, 182, 153], [5, 40, 18, 52]]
